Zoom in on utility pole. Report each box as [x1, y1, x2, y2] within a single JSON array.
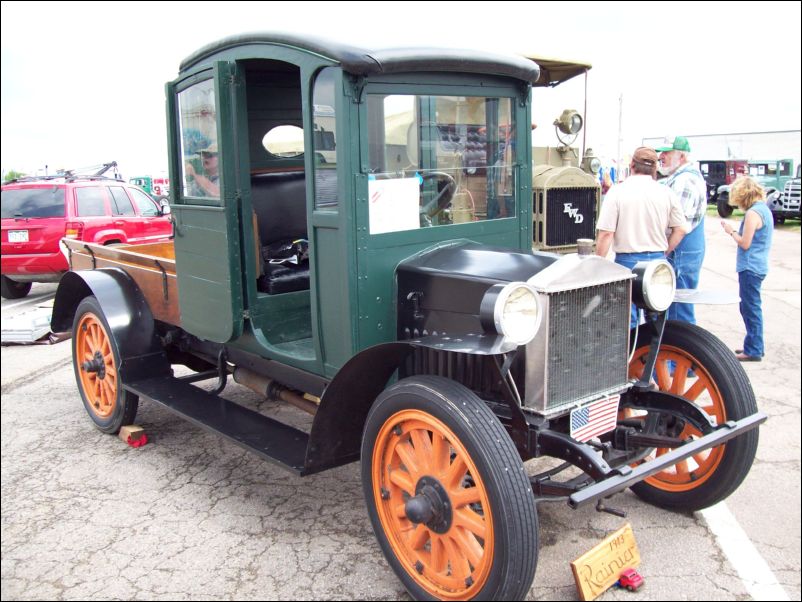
[[616, 94, 623, 182]]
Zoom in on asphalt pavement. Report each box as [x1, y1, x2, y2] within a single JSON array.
[[1, 215, 799, 601]]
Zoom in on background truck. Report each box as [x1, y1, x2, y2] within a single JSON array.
[[716, 158, 795, 219], [699, 159, 748, 205], [766, 163, 801, 223], [129, 175, 171, 202], [51, 33, 763, 601], [527, 56, 602, 251]]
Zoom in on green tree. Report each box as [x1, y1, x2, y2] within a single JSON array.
[[3, 169, 27, 182]]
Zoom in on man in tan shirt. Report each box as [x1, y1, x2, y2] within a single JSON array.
[[595, 146, 687, 326]]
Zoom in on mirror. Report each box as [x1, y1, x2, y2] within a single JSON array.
[[263, 125, 304, 158]]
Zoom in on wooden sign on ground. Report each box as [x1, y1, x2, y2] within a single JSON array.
[[571, 523, 641, 601]]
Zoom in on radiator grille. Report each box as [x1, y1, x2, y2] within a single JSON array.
[[545, 280, 630, 410], [541, 187, 598, 247]]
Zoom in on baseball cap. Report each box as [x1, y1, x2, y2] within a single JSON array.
[[632, 146, 658, 167], [655, 136, 691, 153]]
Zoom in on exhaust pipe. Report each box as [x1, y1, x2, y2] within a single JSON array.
[[233, 367, 319, 415]]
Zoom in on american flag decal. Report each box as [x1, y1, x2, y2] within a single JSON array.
[[570, 395, 621, 442]]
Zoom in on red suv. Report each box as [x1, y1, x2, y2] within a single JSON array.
[[1, 176, 172, 298]]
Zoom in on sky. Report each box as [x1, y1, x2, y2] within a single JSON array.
[[2, 0, 800, 179]]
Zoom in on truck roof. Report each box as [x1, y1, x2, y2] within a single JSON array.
[[180, 31, 541, 84]]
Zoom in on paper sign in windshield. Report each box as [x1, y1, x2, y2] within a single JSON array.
[[368, 177, 419, 234]]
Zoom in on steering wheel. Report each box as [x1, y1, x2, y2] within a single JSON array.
[[419, 171, 457, 222]]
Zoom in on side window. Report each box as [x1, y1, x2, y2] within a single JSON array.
[[313, 68, 338, 209], [128, 188, 160, 217], [75, 187, 107, 217], [109, 187, 136, 216], [178, 79, 219, 200]]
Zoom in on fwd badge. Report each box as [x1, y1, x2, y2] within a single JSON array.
[[563, 203, 584, 224]]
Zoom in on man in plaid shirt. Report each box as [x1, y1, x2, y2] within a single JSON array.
[[657, 136, 707, 324]]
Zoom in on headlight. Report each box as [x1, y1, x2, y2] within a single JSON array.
[[480, 282, 542, 345], [633, 260, 676, 312], [554, 109, 583, 135]]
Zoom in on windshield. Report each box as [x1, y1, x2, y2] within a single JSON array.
[[366, 94, 516, 234], [1, 187, 66, 218]]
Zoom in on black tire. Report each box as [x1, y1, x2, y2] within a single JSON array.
[[627, 321, 758, 511], [717, 195, 733, 218], [361, 375, 538, 600], [71, 296, 138, 434], [1, 275, 32, 299]]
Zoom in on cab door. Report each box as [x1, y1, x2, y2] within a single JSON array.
[[166, 62, 244, 343]]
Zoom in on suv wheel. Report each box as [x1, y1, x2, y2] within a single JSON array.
[[1, 275, 32, 299]]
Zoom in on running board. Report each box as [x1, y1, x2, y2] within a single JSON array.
[[124, 375, 308, 474]]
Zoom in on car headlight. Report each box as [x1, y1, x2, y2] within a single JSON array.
[[632, 260, 676, 312], [480, 282, 542, 345]]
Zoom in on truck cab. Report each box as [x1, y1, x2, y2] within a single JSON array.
[[51, 33, 764, 601], [166, 35, 536, 376], [699, 159, 747, 204]]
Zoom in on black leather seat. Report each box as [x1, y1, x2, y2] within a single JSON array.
[[250, 172, 310, 294]]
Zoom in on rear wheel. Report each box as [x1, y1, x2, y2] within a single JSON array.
[[1, 275, 32, 299], [72, 296, 138, 433], [362, 376, 538, 600], [626, 321, 758, 511]]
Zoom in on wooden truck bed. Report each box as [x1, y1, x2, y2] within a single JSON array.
[[62, 239, 180, 326]]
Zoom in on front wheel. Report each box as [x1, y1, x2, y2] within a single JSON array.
[[362, 376, 538, 600], [717, 195, 733, 218], [626, 321, 758, 511], [72, 296, 138, 434], [1, 275, 32, 299]]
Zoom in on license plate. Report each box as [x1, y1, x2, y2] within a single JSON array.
[[570, 394, 621, 442], [9, 230, 29, 242]]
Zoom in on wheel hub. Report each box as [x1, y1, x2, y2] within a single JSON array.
[[81, 351, 106, 379], [404, 476, 453, 534]]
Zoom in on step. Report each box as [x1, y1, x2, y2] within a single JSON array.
[[124, 375, 308, 474]]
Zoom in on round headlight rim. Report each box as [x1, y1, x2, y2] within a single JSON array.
[[640, 259, 676, 312], [485, 281, 542, 346]]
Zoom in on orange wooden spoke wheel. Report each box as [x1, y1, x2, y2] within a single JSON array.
[[372, 409, 493, 599], [628, 345, 725, 491], [75, 313, 119, 419]]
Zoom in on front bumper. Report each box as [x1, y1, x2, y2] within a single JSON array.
[[567, 412, 767, 508]]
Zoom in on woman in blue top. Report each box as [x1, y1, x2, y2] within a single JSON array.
[[720, 176, 774, 361]]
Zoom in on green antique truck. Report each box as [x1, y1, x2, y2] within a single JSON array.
[[52, 33, 765, 600]]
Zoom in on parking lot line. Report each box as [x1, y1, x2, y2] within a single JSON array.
[[701, 501, 790, 601]]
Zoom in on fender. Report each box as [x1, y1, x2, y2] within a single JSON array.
[[304, 334, 514, 474], [51, 268, 170, 381], [92, 229, 128, 245]]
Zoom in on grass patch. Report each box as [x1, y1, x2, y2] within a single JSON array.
[[706, 204, 800, 233]]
